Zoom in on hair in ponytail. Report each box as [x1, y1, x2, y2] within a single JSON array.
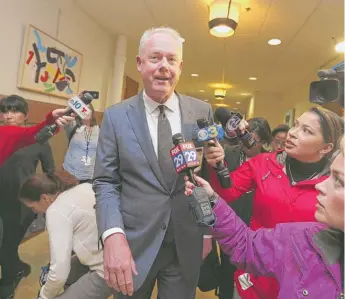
[[20, 170, 78, 202]]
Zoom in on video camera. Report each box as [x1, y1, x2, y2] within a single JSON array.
[[310, 62, 344, 107]]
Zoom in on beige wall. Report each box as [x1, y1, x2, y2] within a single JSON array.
[[0, 0, 114, 111], [251, 55, 344, 128]]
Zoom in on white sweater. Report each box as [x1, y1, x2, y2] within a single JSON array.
[[40, 183, 104, 299]]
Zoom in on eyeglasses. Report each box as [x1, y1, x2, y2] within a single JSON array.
[[273, 138, 286, 148]]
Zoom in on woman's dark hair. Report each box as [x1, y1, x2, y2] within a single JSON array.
[[0, 95, 29, 115], [308, 107, 344, 157], [247, 117, 272, 145], [20, 170, 78, 202], [272, 124, 290, 137], [77, 103, 98, 127]]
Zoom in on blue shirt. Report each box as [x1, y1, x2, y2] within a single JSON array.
[[63, 121, 99, 180]]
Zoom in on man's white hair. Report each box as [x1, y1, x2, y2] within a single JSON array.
[[138, 27, 184, 58]]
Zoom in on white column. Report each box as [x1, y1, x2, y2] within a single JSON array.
[[107, 34, 127, 107]]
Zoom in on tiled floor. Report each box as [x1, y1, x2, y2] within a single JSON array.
[[15, 232, 217, 299]]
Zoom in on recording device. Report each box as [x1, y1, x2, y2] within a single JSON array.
[[215, 107, 257, 148], [310, 62, 344, 107], [170, 133, 216, 226], [34, 93, 93, 144], [197, 118, 231, 189]]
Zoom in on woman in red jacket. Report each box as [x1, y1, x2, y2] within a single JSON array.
[[204, 107, 344, 299], [0, 95, 74, 167]]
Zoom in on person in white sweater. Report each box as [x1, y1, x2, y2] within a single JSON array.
[[19, 170, 112, 299]]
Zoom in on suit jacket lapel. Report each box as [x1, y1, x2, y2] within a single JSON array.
[[127, 93, 169, 191]]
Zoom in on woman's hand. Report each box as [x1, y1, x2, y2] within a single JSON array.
[[184, 174, 214, 197], [52, 108, 76, 127], [203, 139, 225, 168]]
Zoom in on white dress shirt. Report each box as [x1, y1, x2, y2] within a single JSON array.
[[102, 91, 211, 241]]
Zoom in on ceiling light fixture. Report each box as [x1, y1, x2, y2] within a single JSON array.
[[240, 92, 251, 96], [214, 88, 227, 100], [268, 38, 281, 46], [199, 89, 205, 92], [191, 73, 199, 77], [208, 0, 240, 38], [249, 77, 257, 81], [236, 101, 241, 104], [214, 103, 228, 107], [335, 41, 345, 53]]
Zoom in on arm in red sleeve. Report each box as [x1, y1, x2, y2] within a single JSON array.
[[208, 158, 256, 203], [0, 112, 59, 166]]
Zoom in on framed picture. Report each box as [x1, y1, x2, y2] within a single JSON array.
[[284, 108, 295, 127], [18, 25, 83, 99]]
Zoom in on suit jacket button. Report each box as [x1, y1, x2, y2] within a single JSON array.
[[161, 223, 167, 230], [302, 289, 309, 296]]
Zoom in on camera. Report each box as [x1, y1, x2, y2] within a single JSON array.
[[309, 62, 344, 107]]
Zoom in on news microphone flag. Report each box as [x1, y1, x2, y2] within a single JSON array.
[[67, 96, 91, 119], [170, 141, 200, 174]]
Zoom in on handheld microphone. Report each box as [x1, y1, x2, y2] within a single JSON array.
[[215, 107, 257, 149], [196, 118, 231, 189], [34, 93, 93, 144], [170, 133, 216, 226]]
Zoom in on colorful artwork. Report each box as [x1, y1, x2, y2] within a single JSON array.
[[18, 25, 82, 98]]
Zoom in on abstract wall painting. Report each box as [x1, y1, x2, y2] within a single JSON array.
[[18, 25, 83, 99]]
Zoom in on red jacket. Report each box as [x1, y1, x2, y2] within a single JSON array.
[[0, 112, 55, 167], [209, 151, 329, 299]]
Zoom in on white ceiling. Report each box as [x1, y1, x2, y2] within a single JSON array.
[[74, 0, 344, 114]]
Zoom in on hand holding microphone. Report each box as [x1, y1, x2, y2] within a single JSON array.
[[170, 133, 216, 226], [197, 118, 231, 188], [35, 92, 94, 144]]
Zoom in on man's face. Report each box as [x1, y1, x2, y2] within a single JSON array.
[[136, 33, 183, 103]]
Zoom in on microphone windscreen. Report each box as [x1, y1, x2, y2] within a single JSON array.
[[82, 92, 94, 104], [214, 107, 232, 128], [172, 133, 185, 145], [196, 118, 209, 129]]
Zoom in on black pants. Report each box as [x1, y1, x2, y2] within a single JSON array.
[[219, 250, 236, 299], [0, 197, 36, 282]]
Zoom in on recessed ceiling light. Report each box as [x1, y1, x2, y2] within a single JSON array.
[[268, 38, 281, 46], [240, 92, 251, 96], [204, 99, 209, 102], [199, 89, 205, 92], [233, 107, 238, 110], [335, 41, 345, 53], [236, 102, 241, 104], [249, 77, 257, 81], [214, 103, 228, 107], [191, 73, 199, 77]]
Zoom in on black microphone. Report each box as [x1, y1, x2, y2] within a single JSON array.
[[196, 118, 231, 188], [216, 108, 257, 149], [170, 133, 216, 226], [34, 93, 94, 144]]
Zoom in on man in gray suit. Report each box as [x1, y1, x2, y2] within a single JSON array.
[[93, 27, 213, 299]]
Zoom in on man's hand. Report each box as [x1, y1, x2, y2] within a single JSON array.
[[202, 237, 213, 260], [203, 139, 225, 168], [52, 108, 75, 127], [103, 233, 138, 296]]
